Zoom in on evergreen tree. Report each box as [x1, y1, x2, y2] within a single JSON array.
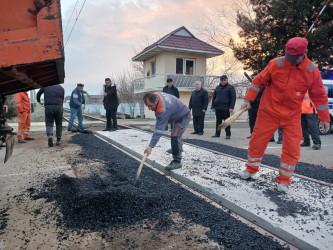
[[230, 0, 333, 78]]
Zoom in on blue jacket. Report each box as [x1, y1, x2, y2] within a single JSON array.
[[211, 83, 236, 110], [162, 85, 180, 98], [37, 85, 64, 105], [149, 92, 190, 147], [70, 88, 86, 109]]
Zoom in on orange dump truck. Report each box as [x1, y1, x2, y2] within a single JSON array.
[[0, 0, 65, 162]]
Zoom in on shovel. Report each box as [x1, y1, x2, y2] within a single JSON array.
[[62, 116, 93, 134], [112, 153, 148, 187]]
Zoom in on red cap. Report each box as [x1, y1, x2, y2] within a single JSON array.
[[285, 37, 308, 55]]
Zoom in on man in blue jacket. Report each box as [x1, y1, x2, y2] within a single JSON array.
[[37, 84, 64, 146], [211, 75, 236, 139], [67, 83, 86, 131], [143, 92, 191, 170]]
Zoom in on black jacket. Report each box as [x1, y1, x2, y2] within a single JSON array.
[[189, 88, 208, 116], [37, 85, 64, 105], [103, 84, 119, 109], [250, 87, 265, 110], [162, 85, 179, 98], [211, 83, 236, 111]]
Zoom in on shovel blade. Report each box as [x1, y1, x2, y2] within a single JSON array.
[[4, 134, 14, 163]]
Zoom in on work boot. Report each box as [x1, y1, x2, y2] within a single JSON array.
[[197, 132, 203, 135], [211, 134, 220, 138], [48, 136, 53, 147], [165, 160, 182, 171], [312, 144, 321, 150], [25, 137, 35, 141], [225, 136, 230, 139], [269, 138, 275, 142], [247, 135, 252, 139], [276, 140, 282, 144], [277, 183, 289, 193], [166, 148, 172, 154], [239, 170, 256, 180], [56, 138, 61, 146], [300, 141, 310, 147], [18, 139, 26, 143]]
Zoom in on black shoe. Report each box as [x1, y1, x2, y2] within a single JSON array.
[[56, 138, 61, 146], [113, 127, 118, 131], [211, 134, 220, 138], [191, 131, 198, 134], [48, 136, 53, 147], [165, 160, 182, 170], [312, 144, 321, 150], [25, 137, 35, 141], [166, 148, 172, 154], [247, 135, 252, 139], [225, 136, 230, 139], [197, 132, 203, 135], [276, 140, 282, 144], [300, 141, 310, 147], [18, 139, 26, 143], [269, 138, 275, 142], [102, 128, 110, 131]]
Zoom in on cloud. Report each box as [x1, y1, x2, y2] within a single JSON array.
[[61, 0, 227, 95]]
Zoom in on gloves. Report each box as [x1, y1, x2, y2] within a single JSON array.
[[39, 101, 44, 106], [85, 92, 90, 97], [81, 104, 85, 110]]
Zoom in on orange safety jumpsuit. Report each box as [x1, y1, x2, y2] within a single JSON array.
[[15, 92, 31, 140], [244, 55, 330, 185]]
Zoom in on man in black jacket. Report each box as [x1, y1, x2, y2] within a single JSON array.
[[37, 84, 64, 147], [103, 78, 119, 131], [163, 78, 179, 131], [211, 75, 236, 139], [189, 81, 208, 135]]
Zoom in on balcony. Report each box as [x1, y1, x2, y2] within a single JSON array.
[[133, 74, 221, 93]]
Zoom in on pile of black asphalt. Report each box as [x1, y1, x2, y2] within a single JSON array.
[[30, 133, 289, 249], [184, 139, 333, 184]]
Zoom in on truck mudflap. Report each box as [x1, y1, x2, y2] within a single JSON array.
[[0, 126, 15, 163]]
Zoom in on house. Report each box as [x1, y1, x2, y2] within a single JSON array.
[[132, 26, 223, 118]]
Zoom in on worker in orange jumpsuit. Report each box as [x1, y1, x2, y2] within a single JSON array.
[[15, 92, 35, 143], [301, 92, 321, 150], [239, 37, 330, 193]]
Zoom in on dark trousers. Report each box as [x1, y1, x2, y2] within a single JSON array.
[[301, 113, 321, 145], [215, 109, 231, 137], [106, 108, 117, 129], [45, 105, 63, 139], [193, 115, 204, 133], [248, 108, 257, 134]]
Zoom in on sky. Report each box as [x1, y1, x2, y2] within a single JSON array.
[[60, 0, 230, 95]]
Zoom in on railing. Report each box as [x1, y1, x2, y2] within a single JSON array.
[[133, 74, 221, 91]]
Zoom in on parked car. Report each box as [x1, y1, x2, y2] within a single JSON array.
[[319, 80, 333, 135]]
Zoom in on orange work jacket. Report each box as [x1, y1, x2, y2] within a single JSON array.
[[15, 92, 31, 113], [244, 55, 330, 123], [302, 93, 317, 114]]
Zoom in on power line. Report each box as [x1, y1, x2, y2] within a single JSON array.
[[64, 0, 87, 47], [63, 0, 79, 35]]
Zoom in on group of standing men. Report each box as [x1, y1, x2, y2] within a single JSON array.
[[15, 79, 119, 147]]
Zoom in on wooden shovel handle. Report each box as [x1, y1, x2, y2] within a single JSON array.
[[135, 153, 148, 181]]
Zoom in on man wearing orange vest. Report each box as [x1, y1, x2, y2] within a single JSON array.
[[301, 92, 321, 150], [239, 37, 330, 193], [15, 92, 35, 143]]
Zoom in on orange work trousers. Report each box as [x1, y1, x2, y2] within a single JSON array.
[[245, 113, 302, 185], [17, 111, 31, 140]]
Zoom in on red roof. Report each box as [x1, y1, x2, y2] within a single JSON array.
[[132, 26, 223, 61]]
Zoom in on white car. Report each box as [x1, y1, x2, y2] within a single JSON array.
[[319, 79, 333, 135]]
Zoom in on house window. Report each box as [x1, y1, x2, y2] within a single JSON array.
[[176, 58, 195, 75], [151, 61, 156, 75]]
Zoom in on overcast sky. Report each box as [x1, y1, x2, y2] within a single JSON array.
[[60, 0, 227, 95]]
